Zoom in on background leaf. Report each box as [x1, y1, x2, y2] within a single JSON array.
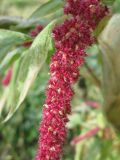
[[0, 29, 31, 63], [2, 20, 57, 122], [30, 0, 64, 18], [94, 16, 110, 38], [101, 0, 115, 5], [0, 47, 25, 72]]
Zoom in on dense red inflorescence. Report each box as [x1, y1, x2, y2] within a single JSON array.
[[36, 0, 108, 160]]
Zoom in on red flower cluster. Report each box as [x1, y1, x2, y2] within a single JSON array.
[[2, 67, 12, 86], [29, 25, 43, 37], [36, 1, 108, 160], [23, 25, 43, 47], [64, 0, 108, 29]]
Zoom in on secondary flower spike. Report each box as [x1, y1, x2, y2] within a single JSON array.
[[2, 67, 12, 86], [36, 0, 108, 160]]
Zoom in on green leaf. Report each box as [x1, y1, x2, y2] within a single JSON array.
[[0, 16, 23, 29], [14, 0, 64, 30], [0, 89, 9, 117], [101, 0, 115, 5], [30, 0, 64, 18], [0, 29, 31, 62], [113, 0, 120, 13], [0, 59, 20, 122], [15, 7, 63, 30], [98, 14, 120, 129], [2, 20, 57, 122], [94, 16, 110, 38], [0, 47, 25, 72]]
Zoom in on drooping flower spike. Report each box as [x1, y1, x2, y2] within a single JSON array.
[[36, 0, 108, 160]]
